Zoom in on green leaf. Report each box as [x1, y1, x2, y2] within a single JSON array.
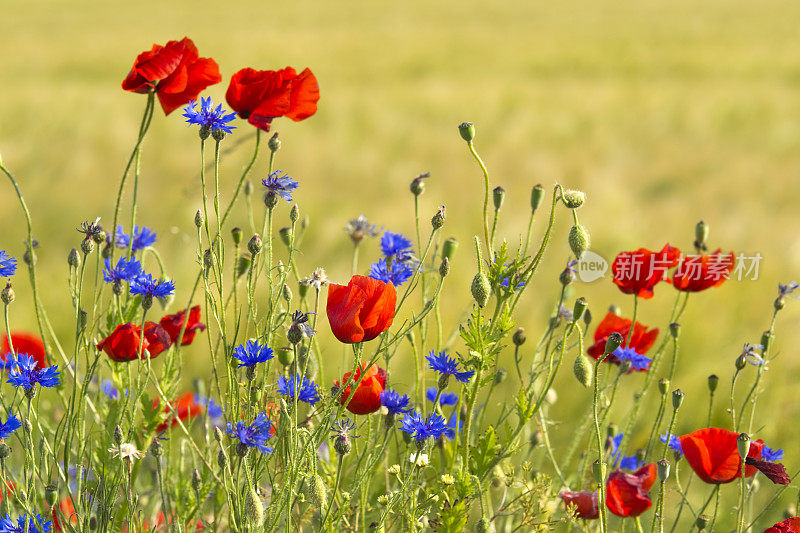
[[470, 426, 502, 479], [430, 499, 470, 533]]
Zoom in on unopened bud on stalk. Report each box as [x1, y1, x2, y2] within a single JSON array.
[[194, 210, 204, 229], [657, 459, 670, 481], [696, 514, 710, 531], [289, 204, 300, 223], [761, 330, 774, 353], [248, 234, 263, 256], [471, 272, 491, 308], [1, 282, 14, 305], [264, 191, 278, 209], [287, 323, 303, 345], [310, 474, 327, 508], [607, 424, 618, 438], [512, 328, 526, 346], [531, 184, 545, 212], [492, 187, 505, 211], [672, 389, 685, 410], [333, 434, 352, 456], [592, 460, 606, 484], [694, 220, 709, 252], [431, 206, 446, 230], [268, 132, 281, 152], [0, 444, 10, 459], [282, 284, 292, 303], [442, 237, 458, 261], [476, 517, 495, 533], [68, 248, 80, 269], [658, 378, 670, 395], [573, 355, 593, 388], [78, 309, 88, 332], [604, 332, 624, 355], [149, 439, 162, 458], [458, 122, 475, 142], [562, 189, 586, 209], [279, 227, 292, 248], [568, 224, 590, 259], [203, 249, 213, 271], [278, 348, 294, 366], [619, 360, 632, 374], [217, 449, 227, 468], [707, 374, 719, 393], [735, 354, 747, 370], [231, 227, 243, 246], [410, 174, 427, 196], [45, 484, 57, 507], [583, 308, 593, 327], [214, 426, 223, 443], [113, 426, 123, 447], [212, 128, 226, 142], [439, 257, 450, 278], [244, 179, 254, 197], [573, 297, 588, 322], [191, 469, 201, 491], [236, 255, 251, 278], [494, 368, 507, 384], [559, 265, 576, 286], [80, 239, 94, 255], [737, 433, 751, 461], [245, 487, 264, 525]]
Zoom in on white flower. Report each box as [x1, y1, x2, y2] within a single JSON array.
[[300, 267, 329, 290], [109, 442, 144, 462], [388, 464, 401, 475], [409, 453, 429, 467]]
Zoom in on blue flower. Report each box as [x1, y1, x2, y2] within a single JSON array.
[[232, 340, 274, 367], [0, 252, 17, 278], [399, 410, 449, 443], [426, 351, 475, 384], [619, 455, 643, 471], [7, 354, 60, 390], [194, 395, 224, 426], [100, 380, 120, 400], [129, 273, 175, 298], [290, 311, 316, 338], [740, 343, 765, 366], [113, 225, 157, 252], [0, 414, 20, 439], [103, 256, 142, 284], [609, 433, 624, 463], [778, 281, 800, 298], [380, 389, 411, 415], [0, 513, 52, 533], [612, 347, 652, 372], [277, 374, 321, 405], [444, 412, 462, 440], [380, 232, 413, 258], [226, 412, 274, 455], [426, 386, 458, 406], [762, 445, 784, 462], [182, 97, 237, 134], [369, 258, 414, 286], [659, 434, 683, 454], [262, 171, 299, 202]]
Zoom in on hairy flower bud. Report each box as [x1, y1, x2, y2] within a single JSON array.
[[245, 487, 264, 526], [248, 234, 263, 256], [198, 125, 211, 140], [334, 434, 352, 456], [268, 132, 281, 152], [531, 184, 545, 212], [442, 237, 458, 261], [287, 323, 303, 345], [573, 355, 593, 388], [191, 469, 201, 491], [149, 439, 162, 458], [439, 257, 450, 278], [512, 328, 526, 346], [279, 227, 292, 248], [231, 227, 243, 246], [471, 272, 491, 308], [572, 297, 588, 322], [113, 425, 123, 447], [568, 224, 590, 260], [1, 282, 14, 305], [657, 459, 670, 481], [310, 474, 327, 509], [68, 248, 81, 269], [431, 206, 446, 230], [492, 187, 505, 211], [562, 189, 586, 209], [80, 238, 95, 255], [604, 332, 624, 355], [194, 210, 204, 229], [458, 122, 475, 142]]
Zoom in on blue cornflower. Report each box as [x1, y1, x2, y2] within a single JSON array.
[[100, 380, 120, 400], [0, 414, 20, 439], [399, 410, 449, 443], [612, 347, 652, 372], [380, 232, 413, 258], [778, 281, 800, 298], [426, 386, 458, 406], [277, 374, 321, 405], [426, 351, 475, 384], [369, 258, 414, 286], [660, 434, 683, 454], [194, 395, 224, 426], [102, 256, 142, 284], [129, 273, 175, 299], [290, 310, 316, 338], [762, 445, 784, 462], [0, 513, 52, 533], [609, 433, 624, 463], [262, 171, 299, 202], [619, 455, 643, 471], [182, 97, 237, 134], [226, 412, 274, 455], [740, 343, 765, 366], [380, 389, 411, 415], [113, 225, 157, 252], [7, 354, 60, 390], [444, 412, 462, 440], [0, 252, 17, 278], [231, 340, 274, 367]]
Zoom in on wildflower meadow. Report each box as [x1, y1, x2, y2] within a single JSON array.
[[0, 24, 799, 533]]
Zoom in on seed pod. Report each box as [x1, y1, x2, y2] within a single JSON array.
[[657, 459, 670, 481], [737, 433, 751, 461], [573, 355, 593, 388], [458, 122, 475, 142], [672, 389, 685, 410], [572, 297, 588, 322], [278, 348, 294, 366], [707, 374, 719, 393], [592, 460, 606, 484], [604, 332, 624, 355], [669, 322, 681, 338], [696, 514, 709, 531], [45, 484, 57, 507], [530, 184, 545, 212], [492, 187, 505, 211], [658, 378, 670, 395], [471, 272, 491, 308], [442, 237, 458, 261], [1, 282, 14, 305], [562, 189, 586, 209], [568, 224, 590, 259], [694, 220, 709, 252]]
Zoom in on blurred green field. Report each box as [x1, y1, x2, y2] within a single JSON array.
[[2, 0, 800, 528]]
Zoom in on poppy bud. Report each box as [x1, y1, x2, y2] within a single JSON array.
[[194, 210, 204, 229], [761, 330, 774, 353], [671, 389, 685, 410], [231, 227, 243, 246], [214, 426, 223, 443], [279, 227, 292, 248], [212, 128, 226, 142], [44, 484, 57, 507], [476, 517, 495, 533], [431, 206, 446, 230], [694, 220, 709, 252], [573, 355, 593, 388], [658, 378, 670, 395], [191, 469, 201, 491], [592, 460, 606, 484], [298, 282, 308, 299], [278, 348, 294, 366], [562, 189, 585, 209], [310, 474, 327, 508], [531, 184, 545, 212], [737, 433, 751, 461], [248, 234, 263, 256], [245, 487, 264, 526], [113, 425, 123, 447], [657, 459, 670, 481], [707, 374, 719, 393], [410, 174, 426, 196], [80, 238, 94, 255], [236, 255, 251, 278], [471, 272, 491, 308], [494, 368, 507, 384], [264, 191, 278, 209], [604, 332, 624, 355], [607, 423, 618, 437], [573, 297, 588, 322], [217, 449, 227, 468], [68, 248, 80, 269], [583, 308, 593, 328], [1, 282, 14, 305], [492, 187, 505, 211], [439, 257, 450, 278], [512, 328, 526, 346], [568, 224, 590, 260], [0, 443, 10, 459], [458, 122, 475, 142], [268, 132, 281, 152], [442, 237, 458, 261], [282, 284, 292, 303]]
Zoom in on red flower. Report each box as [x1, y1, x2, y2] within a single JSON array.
[[587, 312, 658, 367], [122, 37, 221, 115], [53, 497, 77, 532], [334, 363, 387, 415], [611, 244, 681, 299], [605, 463, 657, 517], [764, 517, 800, 533], [559, 490, 599, 519], [672, 250, 735, 292], [144, 322, 172, 357], [159, 305, 206, 346], [225, 67, 319, 131], [97, 323, 166, 362], [1, 332, 48, 369], [154, 392, 203, 433], [327, 275, 396, 343], [679, 428, 763, 484]]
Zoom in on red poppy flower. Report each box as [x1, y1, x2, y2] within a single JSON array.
[[1, 331, 48, 369], [559, 490, 599, 519], [154, 392, 203, 433], [679, 428, 763, 484], [144, 322, 172, 357], [225, 67, 319, 131], [335, 363, 387, 415], [764, 517, 800, 533], [97, 323, 163, 362], [53, 497, 77, 532], [605, 463, 657, 517], [612, 244, 681, 299], [672, 250, 735, 292], [587, 312, 658, 367], [327, 275, 396, 343], [159, 305, 206, 346], [122, 37, 221, 115]]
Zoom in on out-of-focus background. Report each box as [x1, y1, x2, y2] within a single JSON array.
[[2, 0, 799, 525]]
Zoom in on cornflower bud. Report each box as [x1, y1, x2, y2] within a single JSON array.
[[410, 173, 428, 196], [68, 248, 81, 269], [194, 210, 204, 229], [214, 426, 223, 443], [431, 206, 446, 230], [217, 449, 227, 468], [264, 191, 278, 209], [211, 128, 226, 142], [198, 125, 211, 140], [512, 328, 526, 346], [149, 439, 162, 458], [101, 242, 113, 259], [113, 426, 123, 447], [562, 189, 585, 209], [287, 324, 303, 345], [80, 238, 95, 255], [439, 257, 450, 278], [282, 284, 292, 303], [568, 224, 590, 259], [458, 122, 475, 142], [442, 237, 458, 261], [529, 430, 541, 447], [248, 234, 263, 256], [735, 354, 746, 370], [268, 132, 281, 152], [191, 469, 201, 491], [583, 307, 593, 328], [471, 272, 491, 308], [1, 282, 14, 305], [231, 227, 243, 246], [244, 179, 254, 197], [492, 186, 505, 211]]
